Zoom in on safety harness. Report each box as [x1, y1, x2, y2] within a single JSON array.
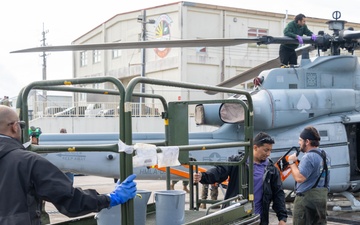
[[309, 149, 328, 188]]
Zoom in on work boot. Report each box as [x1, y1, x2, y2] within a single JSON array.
[[199, 203, 206, 209], [183, 185, 190, 193]]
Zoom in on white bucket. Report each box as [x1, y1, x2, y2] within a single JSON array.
[[95, 190, 151, 225], [154, 190, 185, 225]]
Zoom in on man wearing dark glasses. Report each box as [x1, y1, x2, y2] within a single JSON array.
[[0, 105, 137, 225], [194, 132, 287, 225]]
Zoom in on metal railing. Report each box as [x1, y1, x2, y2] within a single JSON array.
[[17, 76, 256, 225], [28, 101, 163, 119]]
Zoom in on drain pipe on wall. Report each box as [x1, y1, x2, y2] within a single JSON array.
[[283, 10, 288, 32]]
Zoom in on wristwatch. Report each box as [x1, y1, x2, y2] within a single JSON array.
[[288, 160, 294, 165]]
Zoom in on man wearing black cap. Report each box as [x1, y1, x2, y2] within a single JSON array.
[[288, 126, 330, 225]]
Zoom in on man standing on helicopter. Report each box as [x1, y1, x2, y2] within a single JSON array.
[[279, 13, 316, 66]]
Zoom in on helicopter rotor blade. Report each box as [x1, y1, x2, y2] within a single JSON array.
[[295, 44, 316, 56], [11, 36, 309, 53], [205, 58, 280, 95], [205, 44, 315, 95], [11, 38, 261, 53], [341, 30, 360, 40]]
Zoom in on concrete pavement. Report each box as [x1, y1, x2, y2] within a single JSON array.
[[45, 175, 358, 225]]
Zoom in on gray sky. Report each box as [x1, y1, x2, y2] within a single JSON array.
[[1, 0, 359, 98]]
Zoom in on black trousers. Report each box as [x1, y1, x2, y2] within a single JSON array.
[[279, 45, 297, 66]]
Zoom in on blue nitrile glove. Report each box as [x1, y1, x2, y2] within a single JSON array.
[[296, 35, 303, 44], [108, 174, 137, 207], [311, 33, 317, 41]]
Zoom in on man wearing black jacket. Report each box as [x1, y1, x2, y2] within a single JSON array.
[[0, 105, 137, 225], [194, 132, 287, 225]]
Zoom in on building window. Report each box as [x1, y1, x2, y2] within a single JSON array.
[[93, 50, 101, 63], [112, 50, 121, 59], [92, 83, 100, 89], [248, 28, 268, 37], [79, 93, 86, 101], [248, 28, 268, 48], [80, 51, 88, 67]]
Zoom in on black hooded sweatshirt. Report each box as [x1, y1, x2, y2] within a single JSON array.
[[0, 135, 110, 225]]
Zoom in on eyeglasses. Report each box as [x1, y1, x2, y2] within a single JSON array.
[[256, 137, 275, 144], [7, 121, 26, 129]]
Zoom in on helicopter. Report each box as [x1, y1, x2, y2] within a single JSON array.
[[12, 11, 360, 212]]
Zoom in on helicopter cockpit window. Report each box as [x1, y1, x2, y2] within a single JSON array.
[[219, 103, 245, 124]]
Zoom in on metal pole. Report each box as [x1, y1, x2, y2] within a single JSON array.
[[41, 23, 48, 99], [41, 23, 48, 113], [139, 10, 147, 117]]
